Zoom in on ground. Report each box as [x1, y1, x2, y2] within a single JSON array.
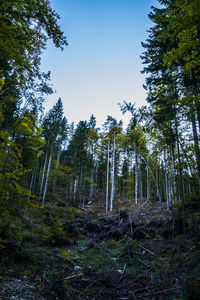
[[0, 197, 200, 299]]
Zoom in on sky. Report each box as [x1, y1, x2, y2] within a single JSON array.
[[41, 0, 158, 128]]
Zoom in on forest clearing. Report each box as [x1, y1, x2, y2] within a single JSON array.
[[0, 0, 200, 299], [0, 196, 200, 299]]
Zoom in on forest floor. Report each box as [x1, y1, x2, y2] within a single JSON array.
[[0, 197, 200, 299]]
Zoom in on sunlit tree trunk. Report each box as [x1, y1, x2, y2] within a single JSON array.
[[110, 134, 115, 212], [171, 145, 177, 204], [164, 150, 169, 209], [146, 164, 150, 201], [175, 117, 185, 236], [73, 178, 78, 203], [32, 159, 39, 195], [53, 147, 61, 193], [135, 146, 138, 205], [26, 169, 35, 210], [191, 116, 200, 186], [139, 157, 143, 199], [42, 152, 52, 207], [39, 151, 48, 202], [106, 141, 110, 212], [142, 155, 161, 208]]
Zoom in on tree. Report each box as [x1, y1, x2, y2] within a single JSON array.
[[0, 0, 67, 85], [103, 116, 122, 211], [40, 98, 68, 205], [0, 0, 67, 210]]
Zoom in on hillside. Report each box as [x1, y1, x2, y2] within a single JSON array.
[[0, 198, 200, 299]]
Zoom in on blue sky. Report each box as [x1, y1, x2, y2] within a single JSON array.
[[41, 0, 158, 127]]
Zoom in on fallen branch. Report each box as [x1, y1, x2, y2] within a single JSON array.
[[65, 274, 83, 281], [119, 264, 127, 281], [137, 243, 163, 260], [136, 287, 179, 298], [133, 254, 148, 267], [49, 201, 58, 209], [78, 206, 90, 212], [131, 291, 137, 300]]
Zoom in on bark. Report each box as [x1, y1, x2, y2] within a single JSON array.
[[53, 147, 61, 193], [139, 157, 143, 199], [42, 152, 52, 207], [32, 160, 39, 194], [106, 141, 110, 212], [164, 150, 169, 210], [171, 145, 177, 204], [69, 178, 73, 202], [191, 116, 200, 185], [146, 164, 150, 200], [89, 170, 94, 199], [141, 155, 162, 207], [26, 169, 35, 210], [73, 178, 78, 203], [180, 142, 198, 194], [110, 133, 115, 212], [39, 151, 48, 202], [135, 147, 138, 205], [175, 117, 185, 236]]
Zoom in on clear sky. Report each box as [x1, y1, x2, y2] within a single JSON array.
[[41, 0, 158, 128]]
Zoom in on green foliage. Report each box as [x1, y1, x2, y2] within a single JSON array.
[[43, 98, 68, 148], [123, 178, 134, 197], [0, 0, 67, 85]]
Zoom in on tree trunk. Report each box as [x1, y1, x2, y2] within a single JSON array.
[[141, 155, 161, 208], [135, 147, 138, 205], [39, 151, 48, 202], [73, 178, 78, 203], [171, 145, 177, 204], [42, 152, 52, 207], [139, 157, 143, 199], [146, 163, 150, 200], [191, 116, 200, 185], [89, 170, 94, 199], [110, 134, 115, 212], [175, 117, 185, 236], [164, 150, 169, 210], [26, 169, 35, 210], [53, 147, 61, 193], [106, 141, 110, 212]]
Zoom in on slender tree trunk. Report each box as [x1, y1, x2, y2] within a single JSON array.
[[141, 155, 161, 208], [53, 147, 61, 193], [155, 166, 161, 207], [164, 150, 169, 210], [146, 164, 150, 200], [73, 178, 78, 203], [139, 157, 143, 199], [106, 141, 110, 212], [89, 170, 94, 199], [135, 147, 138, 205], [193, 85, 200, 134], [42, 152, 52, 207], [26, 169, 35, 210], [66, 184, 68, 201], [180, 142, 198, 194], [79, 169, 84, 208], [191, 116, 200, 185], [175, 117, 185, 236], [171, 145, 177, 204], [32, 159, 39, 194], [39, 151, 48, 202], [110, 134, 115, 212]]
